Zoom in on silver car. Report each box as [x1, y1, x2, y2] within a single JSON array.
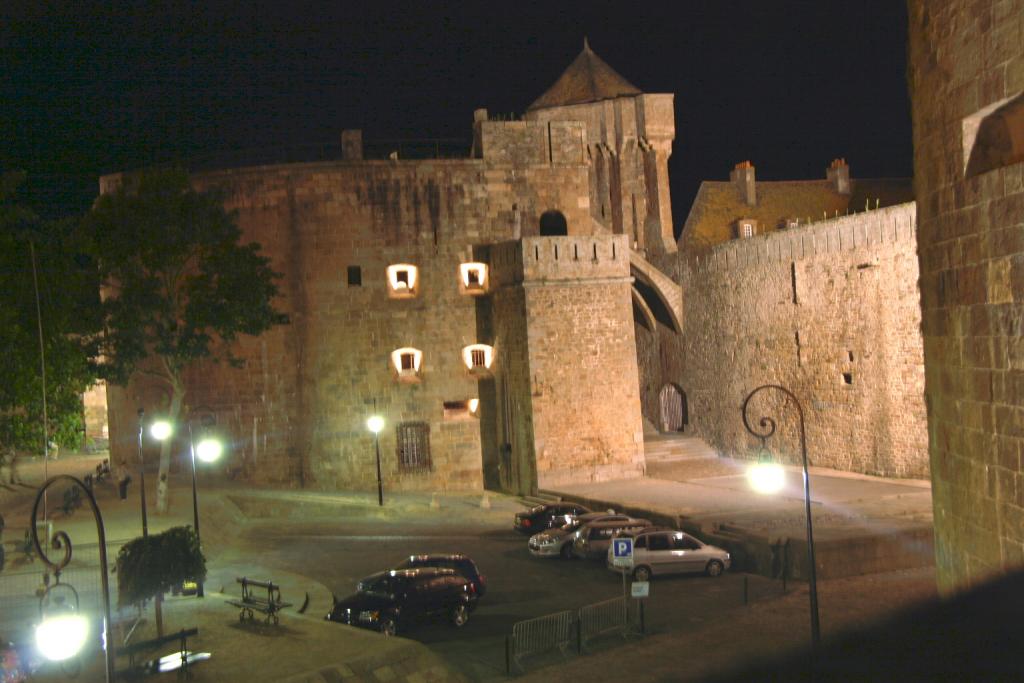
[[572, 518, 653, 560], [528, 513, 635, 559], [606, 528, 731, 580]]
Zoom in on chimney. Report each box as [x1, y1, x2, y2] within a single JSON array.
[[730, 161, 756, 206], [827, 158, 851, 195], [341, 130, 363, 161]]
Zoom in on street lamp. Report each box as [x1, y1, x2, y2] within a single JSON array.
[[741, 384, 820, 651], [137, 411, 173, 537], [367, 415, 384, 506], [30, 475, 114, 683], [187, 416, 222, 598]]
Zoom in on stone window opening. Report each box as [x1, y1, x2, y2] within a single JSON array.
[[574, 244, 580, 260], [396, 421, 431, 472], [391, 347, 423, 382], [539, 210, 568, 236], [459, 262, 488, 295], [842, 372, 853, 385], [848, 350, 855, 362], [462, 343, 494, 376], [386, 264, 419, 298], [347, 265, 362, 286], [443, 400, 475, 421]]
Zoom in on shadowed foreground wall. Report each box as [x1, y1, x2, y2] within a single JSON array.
[[908, 0, 1024, 591]]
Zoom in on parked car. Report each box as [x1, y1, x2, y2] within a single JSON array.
[[606, 528, 731, 580], [513, 502, 591, 534], [328, 567, 477, 636], [392, 554, 487, 597], [528, 512, 634, 559], [572, 517, 653, 559]]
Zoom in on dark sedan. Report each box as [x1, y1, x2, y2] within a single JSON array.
[[327, 567, 477, 636], [513, 502, 591, 534], [393, 554, 487, 597]]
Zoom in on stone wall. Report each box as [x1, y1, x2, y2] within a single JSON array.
[[105, 154, 595, 493], [489, 235, 645, 489], [677, 203, 929, 477], [907, 0, 1024, 591]]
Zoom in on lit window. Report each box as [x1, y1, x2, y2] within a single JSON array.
[[461, 344, 494, 374], [743, 223, 753, 238], [386, 264, 419, 298], [459, 262, 488, 295], [391, 347, 423, 382]]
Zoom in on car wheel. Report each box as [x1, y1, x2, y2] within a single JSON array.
[[560, 543, 574, 560], [380, 618, 397, 636], [706, 560, 724, 577], [451, 603, 470, 628], [633, 566, 652, 582]]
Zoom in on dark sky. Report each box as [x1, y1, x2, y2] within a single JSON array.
[[1, 1, 912, 225]]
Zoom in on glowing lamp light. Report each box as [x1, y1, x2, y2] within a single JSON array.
[[461, 344, 494, 371], [459, 262, 488, 289], [367, 415, 385, 434], [36, 613, 89, 662], [149, 420, 173, 441], [386, 264, 418, 292], [467, 398, 480, 415], [747, 461, 786, 494], [195, 438, 223, 463]]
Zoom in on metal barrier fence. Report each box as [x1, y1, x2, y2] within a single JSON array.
[[507, 598, 634, 674], [578, 596, 629, 651]]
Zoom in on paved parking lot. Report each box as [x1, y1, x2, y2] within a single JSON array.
[[249, 515, 782, 679]]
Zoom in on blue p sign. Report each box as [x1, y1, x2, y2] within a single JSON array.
[[613, 538, 633, 559]]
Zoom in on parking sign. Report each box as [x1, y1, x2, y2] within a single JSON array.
[[612, 537, 634, 568]]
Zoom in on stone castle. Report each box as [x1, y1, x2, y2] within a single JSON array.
[[104, 7, 1024, 594]]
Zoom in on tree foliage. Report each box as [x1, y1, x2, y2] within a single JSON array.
[[82, 168, 287, 386], [115, 526, 206, 608], [0, 171, 100, 452]]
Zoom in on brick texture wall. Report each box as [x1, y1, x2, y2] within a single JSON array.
[[908, 0, 1024, 592], [677, 203, 929, 477]]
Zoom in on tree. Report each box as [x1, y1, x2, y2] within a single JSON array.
[[82, 168, 286, 512], [115, 526, 206, 636], [0, 171, 100, 455]]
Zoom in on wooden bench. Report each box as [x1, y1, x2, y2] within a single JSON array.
[[225, 577, 291, 625], [120, 627, 199, 679]]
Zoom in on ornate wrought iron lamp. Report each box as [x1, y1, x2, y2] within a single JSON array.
[[30, 475, 114, 682], [741, 384, 820, 650]]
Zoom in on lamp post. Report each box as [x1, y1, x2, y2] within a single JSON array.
[[367, 415, 384, 506], [30, 475, 114, 683], [187, 416, 222, 598], [741, 384, 820, 650]]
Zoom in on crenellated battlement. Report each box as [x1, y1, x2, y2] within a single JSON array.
[[490, 234, 631, 287], [685, 201, 917, 274]]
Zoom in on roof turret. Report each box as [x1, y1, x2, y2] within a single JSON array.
[[527, 38, 643, 111]]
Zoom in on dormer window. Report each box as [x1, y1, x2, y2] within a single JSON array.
[[387, 264, 419, 298], [459, 262, 488, 295], [461, 344, 494, 376], [736, 219, 758, 239], [391, 347, 423, 382], [785, 218, 799, 230]]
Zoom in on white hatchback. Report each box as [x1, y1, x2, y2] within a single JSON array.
[[606, 529, 731, 581]]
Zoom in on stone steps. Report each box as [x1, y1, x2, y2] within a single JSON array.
[[644, 435, 719, 462]]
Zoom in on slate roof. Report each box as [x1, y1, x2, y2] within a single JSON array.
[[680, 177, 914, 252], [528, 39, 643, 111]]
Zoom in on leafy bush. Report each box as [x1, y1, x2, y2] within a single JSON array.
[[115, 526, 206, 608]]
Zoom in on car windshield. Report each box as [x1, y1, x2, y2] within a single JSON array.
[[530, 505, 546, 514], [394, 558, 419, 570], [559, 520, 582, 532]]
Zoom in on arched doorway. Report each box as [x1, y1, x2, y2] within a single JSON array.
[[659, 383, 687, 432], [539, 210, 568, 236]]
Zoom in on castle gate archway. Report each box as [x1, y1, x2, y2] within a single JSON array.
[[659, 383, 687, 432]]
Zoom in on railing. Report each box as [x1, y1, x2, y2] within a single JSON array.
[[506, 598, 635, 675], [578, 596, 629, 651]]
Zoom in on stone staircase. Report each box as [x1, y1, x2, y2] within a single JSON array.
[[644, 434, 720, 479]]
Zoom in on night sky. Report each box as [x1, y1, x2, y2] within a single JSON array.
[[1, 1, 912, 227]]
